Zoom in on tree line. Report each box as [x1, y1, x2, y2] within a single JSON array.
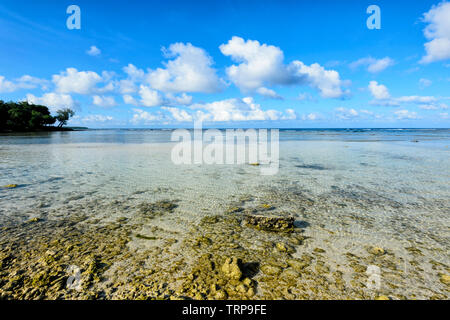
[[0, 100, 75, 132]]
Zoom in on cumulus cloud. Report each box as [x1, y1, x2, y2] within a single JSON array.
[[420, 1, 450, 63], [419, 104, 438, 110], [368, 81, 391, 100], [395, 96, 437, 104], [130, 108, 164, 124], [123, 64, 145, 80], [335, 107, 379, 120], [92, 95, 117, 107], [394, 109, 419, 120], [26, 93, 79, 112], [219, 36, 349, 98], [86, 46, 101, 57], [190, 97, 292, 122], [161, 107, 193, 122], [220, 37, 290, 91], [350, 57, 395, 73], [256, 87, 283, 99], [81, 114, 113, 123], [297, 92, 317, 102], [146, 42, 222, 93], [118, 64, 146, 94], [301, 113, 320, 121], [52, 68, 111, 95], [335, 107, 359, 120], [123, 94, 138, 105], [138, 85, 164, 107], [289, 61, 348, 98], [283, 109, 297, 120], [368, 81, 440, 108], [165, 93, 193, 105], [0, 76, 16, 93], [118, 79, 137, 94], [419, 78, 432, 89], [0, 75, 49, 93]]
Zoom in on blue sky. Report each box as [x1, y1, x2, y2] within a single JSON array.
[[0, 0, 449, 128]]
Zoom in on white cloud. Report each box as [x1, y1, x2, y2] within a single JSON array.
[[131, 108, 164, 124], [301, 113, 320, 121], [420, 1, 450, 63], [283, 109, 297, 120], [86, 46, 101, 57], [335, 107, 359, 120], [118, 79, 138, 94], [81, 114, 113, 123], [52, 68, 108, 95], [395, 96, 437, 104], [350, 57, 395, 73], [297, 92, 316, 102], [0, 76, 16, 93], [419, 78, 432, 89], [123, 94, 138, 105], [290, 61, 349, 98], [219, 36, 348, 98], [118, 64, 145, 94], [359, 109, 374, 116], [92, 95, 117, 107], [26, 93, 79, 112], [419, 104, 438, 110], [220, 37, 290, 91], [16, 75, 50, 90], [419, 102, 448, 110], [334, 107, 379, 120], [440, 112, 449, 119], [394, 109, 419, 120], [368, 81, 440, 108], [190, 97, 291, 122], [146, 42, 221, 93], [123, 64, 145, 80], [0, 75, 49, 92], [139, 85, 164, 107], [256, 87, 282, 99], [368, 81, 391, 100], [161, 107, 193, 122], [165, 93, 193, 105]]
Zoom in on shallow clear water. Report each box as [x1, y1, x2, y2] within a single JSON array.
[[0, 129, 449, 299]]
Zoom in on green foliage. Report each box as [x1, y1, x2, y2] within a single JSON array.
[[0, 100, 66, 131], [55, 108, 75, 128]]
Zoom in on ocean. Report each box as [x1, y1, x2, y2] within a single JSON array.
[[0, 128, 448, 299]]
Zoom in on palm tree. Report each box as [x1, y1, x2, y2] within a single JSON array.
[[55, 108, 75, 128]]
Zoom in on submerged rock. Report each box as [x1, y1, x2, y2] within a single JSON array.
[[440, 274, 450, 285], [275, 242, 296, 254], [374, 295, 390, 300], [369, 247, 385, 256], [243, 214, 295, 233], [137, 200, 178, 218], [261, 264, 282, 276], [225, 206, 243, 214], [257, 204, 275, 211], [221, 257, 243, 280]]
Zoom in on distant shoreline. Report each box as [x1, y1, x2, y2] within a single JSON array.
[[0, 127, 88, 133]]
